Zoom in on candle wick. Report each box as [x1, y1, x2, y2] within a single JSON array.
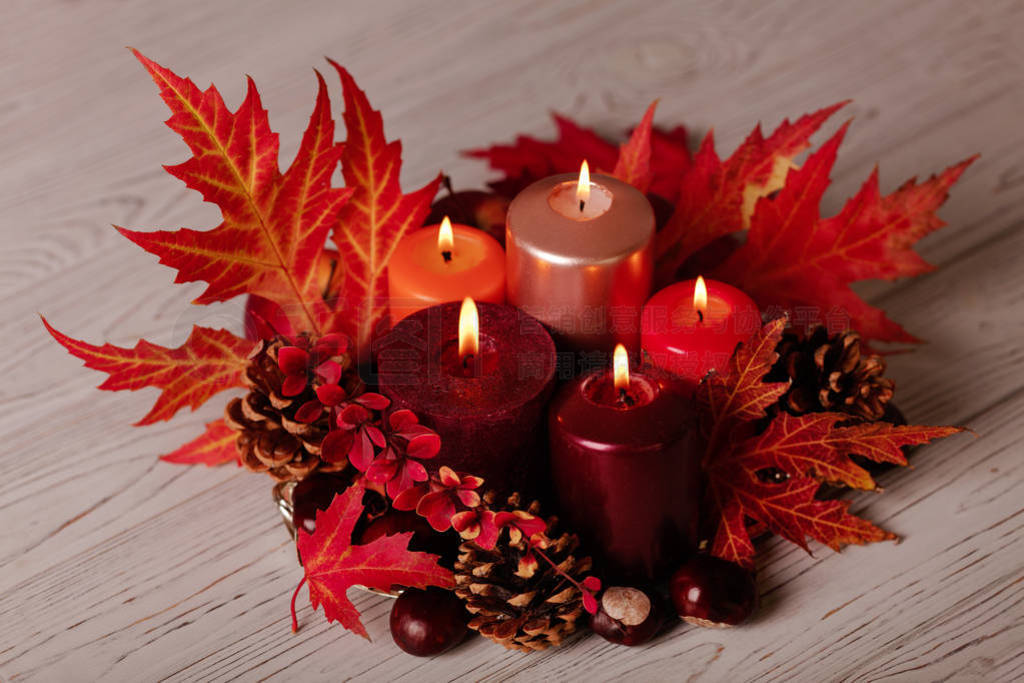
[[697, 309, 704, 324], [617, 387, 635, 407], [461, 353, 475, 370], [579, 199, 585, 212], [442, 250, 453, 263]]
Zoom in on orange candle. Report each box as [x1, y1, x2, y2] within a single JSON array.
[[388, 217, 506, 324]]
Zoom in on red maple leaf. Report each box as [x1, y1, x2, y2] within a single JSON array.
[[611, 100, 658, 194], [713, 123, 977, 343], [654, 102, 848, 285], [466, 106, 693, 201], [294, 483, 453, 638], [117, 50, 352, 335], [325, 62, 443, 356], [465, 113, 620, 197], [42, 317, 251, 425], [698, 319, 965, 567], [160, 419, 239, 466]]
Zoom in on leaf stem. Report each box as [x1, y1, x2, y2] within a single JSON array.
[[290, 576, 307, 633]]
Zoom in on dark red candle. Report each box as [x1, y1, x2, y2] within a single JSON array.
[[377, 300, 556, 495], [549, 345, 702, 581], [642, 276, 760, 392]]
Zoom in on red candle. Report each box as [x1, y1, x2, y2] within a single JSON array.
[[388, 217, 506, 324], [377, 299, 556, 495], [641, 276, 760, 390], [549, 345, 702, 580]]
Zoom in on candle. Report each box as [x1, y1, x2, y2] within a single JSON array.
[[641, 276, 760, 390], [549, 344, 702, 580], [388, 216, 506, 324], [377, 299, 556, 495], [506, 161, 655, 354]]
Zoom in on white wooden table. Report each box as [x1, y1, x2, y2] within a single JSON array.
[[2, 1, 1022, 680]]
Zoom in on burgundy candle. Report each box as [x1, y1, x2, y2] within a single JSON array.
[[549, 345, 701, 580], [377, 300, 556, 495]]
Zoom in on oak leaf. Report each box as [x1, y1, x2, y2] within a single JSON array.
[[295, 483, 453, 638], [42, 317, 251, 425], [160, 419, 239, 466], [325, 62, 443, 356], [698, 319, 965, 567], [117, 50, 351, 334]]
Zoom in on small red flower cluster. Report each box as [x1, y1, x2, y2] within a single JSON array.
[[277, 343, 604, 615], [275, 333, 352, 423]]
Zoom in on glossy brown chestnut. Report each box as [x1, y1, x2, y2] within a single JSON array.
[[670, 555, 757, 628], [590, 586, 663, 646], [389, 587, 469, 656], [291, 472, 351, 536], [359, 510, 458, 566]]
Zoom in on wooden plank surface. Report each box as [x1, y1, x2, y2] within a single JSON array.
[[2, 1, 1023, 680]]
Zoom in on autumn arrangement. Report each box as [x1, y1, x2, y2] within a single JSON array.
[[44, 51, 974, 655]]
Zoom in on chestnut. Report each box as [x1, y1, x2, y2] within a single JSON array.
[[359, 510, 458, 566], [590, 586, 662, 646], [291, 472, 350, 536], [389, 587, 469, 656], [670, 555, 757, 628]]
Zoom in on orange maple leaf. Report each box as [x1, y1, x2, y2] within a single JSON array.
[[42, 317, 252, 426], [294, 483, 453, 638], [325, 62, 443, 356], [698, 319, 965, 567], [160, 419, 239, 466], [117, 50, 352, 334]]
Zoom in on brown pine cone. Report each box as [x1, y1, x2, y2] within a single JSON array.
[[771, 326, 894, 422], [454, 494, 592, 653], [224, 335, 363, 482]]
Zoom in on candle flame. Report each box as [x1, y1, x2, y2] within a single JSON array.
[[438, 216, 454, 258], [613, 343, 629, 391], [694, 275, 708, 321], [458, 297, 479, 359], [576, 160, 591, 209]]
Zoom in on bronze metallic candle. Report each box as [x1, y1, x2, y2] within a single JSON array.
[[505, 163, 655, 354]]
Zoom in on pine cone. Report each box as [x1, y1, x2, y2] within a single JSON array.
[[224, 335, 363, 481], [454, 494, 592, 652], [771, 326, 894, 421]]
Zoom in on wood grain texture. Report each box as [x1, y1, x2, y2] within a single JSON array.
[[2, 0, 1022, 680]]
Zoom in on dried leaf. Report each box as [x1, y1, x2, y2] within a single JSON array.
[[325, 62, 443, 355], [698, 319, 965, 567], [465, 114, 619, 197], [117, 50, 351, 333], [612, 100, 657, 193], [714, 126, 977, 343], [160, 419, 239, 466], [296, 484, 453, 638], [655, 102, 848, 284], [42, 316, 251, 425], [698, 315, 791, 457]]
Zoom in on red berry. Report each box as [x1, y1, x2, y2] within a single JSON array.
[[590, 586, 663, 646], [670, 555, 757, 628], [389, 587, 468, 656]]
